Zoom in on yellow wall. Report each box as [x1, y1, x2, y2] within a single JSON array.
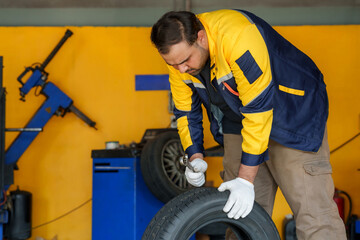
[[1, 25, 359, 239]]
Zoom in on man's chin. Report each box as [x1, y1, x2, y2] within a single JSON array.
[[187, 69, 201, 76]]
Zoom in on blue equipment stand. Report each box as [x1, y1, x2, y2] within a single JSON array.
[[91, 148, 164, 240]]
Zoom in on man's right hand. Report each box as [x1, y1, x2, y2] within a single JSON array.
[[185, 158, 207, 187]]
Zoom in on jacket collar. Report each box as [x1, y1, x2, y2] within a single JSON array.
[[198, 17, 216, 69]]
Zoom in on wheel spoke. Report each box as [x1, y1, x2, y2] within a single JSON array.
[[169, 170, 176, 180], [163, 157, 175, 166], [164, 165, 175, 171], [178, 176, 182, 188], [164, 152, 174, 159], [167, 144, 177, 155], [173, 173, 181, 185], [183, 175, 188, 188], [161, 139, 189, 190], [175, 143, 183, 155]]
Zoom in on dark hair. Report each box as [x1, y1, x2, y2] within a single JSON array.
[[150, 11, 204, 54]]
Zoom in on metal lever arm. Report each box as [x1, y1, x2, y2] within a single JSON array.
[[68, 104, 97, 130], [40, 29, 73, 71]]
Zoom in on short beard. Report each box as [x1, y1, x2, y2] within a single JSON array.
[[187, 42, 209, 76], [186, 68, 202, 76]]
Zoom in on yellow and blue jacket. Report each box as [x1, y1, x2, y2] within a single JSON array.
[[169, 9, 328, 166]]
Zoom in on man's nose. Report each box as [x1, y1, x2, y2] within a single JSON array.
[[178, 64, 188, 73]]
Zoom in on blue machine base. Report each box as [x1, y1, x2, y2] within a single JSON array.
[[92, 149, 163, 239], [356, 219, 360, 234]]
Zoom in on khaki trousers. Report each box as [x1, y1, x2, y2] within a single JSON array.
[[222, 130, 346, 240]]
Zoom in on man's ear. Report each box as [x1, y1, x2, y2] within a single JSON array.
[[197, 30, 208, 48]]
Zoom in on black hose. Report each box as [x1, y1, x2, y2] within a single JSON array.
[[330, 132, 360, 154]]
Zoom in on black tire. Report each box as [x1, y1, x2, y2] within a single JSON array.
[[140, 131, 192, 203], [142, 187, 280, 240]]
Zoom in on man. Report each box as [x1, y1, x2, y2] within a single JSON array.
[[150, 9, 346, 239]]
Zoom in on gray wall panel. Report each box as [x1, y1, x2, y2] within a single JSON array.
[[0, 8, 172, 26], [0, 0, 359, 8], [0, 7, 359, 26]]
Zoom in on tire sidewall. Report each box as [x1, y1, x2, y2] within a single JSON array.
[[143, 187, 280, 240]]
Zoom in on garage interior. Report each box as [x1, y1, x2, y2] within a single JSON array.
[[0, 0, 360, 239]]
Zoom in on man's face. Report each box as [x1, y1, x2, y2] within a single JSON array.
[[160, 35, 209, 76]]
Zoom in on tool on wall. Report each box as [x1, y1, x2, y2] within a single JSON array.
[[0, 29, 97, 239]]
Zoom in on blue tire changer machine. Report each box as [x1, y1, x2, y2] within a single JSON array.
[[0, 30, 97, 239]]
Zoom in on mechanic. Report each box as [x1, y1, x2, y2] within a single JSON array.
[[150, 9, 346, 240]]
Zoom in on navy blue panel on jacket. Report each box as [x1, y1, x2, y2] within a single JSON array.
[[236, 50, 264, 84], [238, 10, 329, 152]]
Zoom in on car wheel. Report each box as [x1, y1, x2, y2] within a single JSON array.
[[140, 131, 192, 203]]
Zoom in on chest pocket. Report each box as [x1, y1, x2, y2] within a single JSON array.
[[236, 50, 263, 84]]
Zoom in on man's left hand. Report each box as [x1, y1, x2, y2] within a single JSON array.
[[218, 177, 255, 219]]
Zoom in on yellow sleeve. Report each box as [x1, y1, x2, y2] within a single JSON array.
[[168, 66, 205, 157], [224, 24, 273, 165]]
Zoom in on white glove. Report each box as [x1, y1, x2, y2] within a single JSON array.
[[218, 177, 255, 219], [185, 158, 208, 187]]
